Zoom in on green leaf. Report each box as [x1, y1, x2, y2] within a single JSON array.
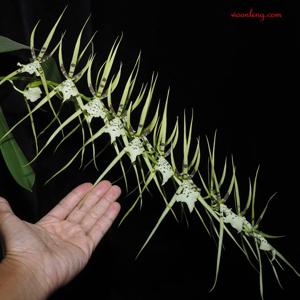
[[0, 36, 30, 53], [41, 57, 63, 83], [0, 107, 35, 191]]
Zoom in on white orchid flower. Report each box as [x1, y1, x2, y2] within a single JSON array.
[[23, 86, 42, 102]]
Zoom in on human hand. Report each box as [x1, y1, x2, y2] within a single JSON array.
[[0, 181, 121, 299]]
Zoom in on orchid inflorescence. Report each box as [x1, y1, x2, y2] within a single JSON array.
[[0, 9, 299, 299]]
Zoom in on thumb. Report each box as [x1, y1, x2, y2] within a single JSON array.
[[0, 196, 13, 217], [0, 196, 14, 257], [0, 197, 19, 254]]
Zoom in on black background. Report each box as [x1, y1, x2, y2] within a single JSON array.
[[0, 0, 299, 299]]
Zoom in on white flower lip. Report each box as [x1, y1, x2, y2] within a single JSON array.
[[104, 117, 126, 143], [57, 79, 79, 101], [155, 156, 174, 185], [126, 137, 144, 162], [220, 204, 275, 254], [220, 204, 246, 233], [253, 232, 274, 252], [175, 180, 200, 213], [23, 86, 42, 102], [17, 61, 41, 77], [84, 97, 108, 123]]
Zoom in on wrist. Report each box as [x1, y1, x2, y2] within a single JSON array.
[[0, 257, 50, 300]]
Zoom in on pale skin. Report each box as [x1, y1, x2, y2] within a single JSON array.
[[0, 180, 121, 300]]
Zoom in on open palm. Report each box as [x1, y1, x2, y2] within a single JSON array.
[[0, 181, 121, 295]]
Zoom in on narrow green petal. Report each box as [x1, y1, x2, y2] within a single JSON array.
[[267, 254, 283, 289], [136, 196, 177, 258], [30, 21, 40, 58], [94, 147, 127, 184], [132, 83, 148, 111], [166, 117, 179, 145], [194, 206, 211, 236], [252, 166, 260, 225], [241, 178, 252, 216], [234, 175, 241, 214], [37, 7, 67, 60], [137, 73, 158, 136], [29, 109, 82, 164], [78, 31, 97, 63], [97, 35, 123, 97], [55, 123, 81, 152], [210, 218, 224, 292], [143, 101, 160, 135], [117, 53, 140, 117], [24, 100, 38, 154], [0, 89, 57, 143], [255, 240, 264, 300], [219, 158, 227, 187], [255, 193, 277, 228], [68, 16, 91, 77], [0, 70, 21, 86]]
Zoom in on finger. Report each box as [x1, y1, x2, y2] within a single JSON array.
[[88, 201, 121, 249], [39, 182, 93, 222], [80, 185, 121, 232], [66, 181, 112, 224]]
